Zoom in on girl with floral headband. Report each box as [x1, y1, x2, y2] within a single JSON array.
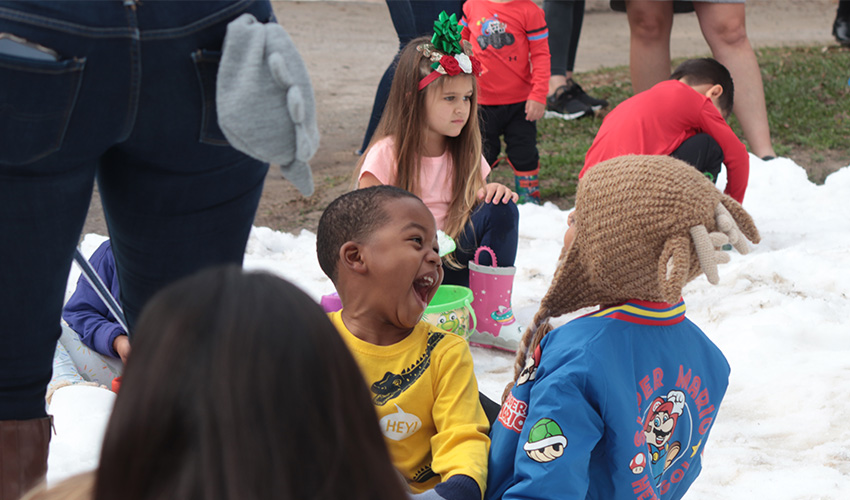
[[357, 13, 524, 350]]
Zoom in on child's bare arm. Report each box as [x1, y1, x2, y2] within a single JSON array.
[[359, 171, 383, 188]]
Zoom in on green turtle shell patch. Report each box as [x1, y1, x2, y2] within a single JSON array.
[[523, 418, 568, 463]]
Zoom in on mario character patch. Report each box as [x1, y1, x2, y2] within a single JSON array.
[[642, 391, 686, 483], [630, 364, 721, 495]]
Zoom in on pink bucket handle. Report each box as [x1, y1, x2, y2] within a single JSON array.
[[473, 246, 497, 267]]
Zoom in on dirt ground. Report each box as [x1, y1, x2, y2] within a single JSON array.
[[82, 0, 843, 236]]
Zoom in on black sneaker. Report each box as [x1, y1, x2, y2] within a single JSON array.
[[568, 79, 609, 112], [545, 84, 592, 120]]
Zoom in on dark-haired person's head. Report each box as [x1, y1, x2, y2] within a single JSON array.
[[94, 265, 406, 500], [671, 58, 734, 118], [316, 185, 422, 283]]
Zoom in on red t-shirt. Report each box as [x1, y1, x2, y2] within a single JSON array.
[[583, 80, 749, 203], [461, 0, 550, 106]]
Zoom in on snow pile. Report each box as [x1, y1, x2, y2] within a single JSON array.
[[50, 156, 850, 498], [47, 385, 115, 481]]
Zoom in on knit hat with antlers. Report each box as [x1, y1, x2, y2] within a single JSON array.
[[508, 155, 760, 394]]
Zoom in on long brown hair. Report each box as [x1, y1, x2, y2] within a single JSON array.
[[95, 266, 406, 500], [356, 36, 486, 267]]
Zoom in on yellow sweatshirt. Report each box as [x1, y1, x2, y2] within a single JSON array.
[[329, 312, 490, 495]]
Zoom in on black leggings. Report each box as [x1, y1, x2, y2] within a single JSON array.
[[479, 103, 539, 173], [544, 0, 585, 76], [839, 0, 850, 18]]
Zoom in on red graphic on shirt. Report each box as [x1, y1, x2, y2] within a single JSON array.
[[498, 392, 528, 433]]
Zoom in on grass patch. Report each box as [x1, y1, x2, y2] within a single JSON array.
[[488, 44, 850, 208]]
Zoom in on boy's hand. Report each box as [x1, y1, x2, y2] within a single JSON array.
[[525, 100, 545, 121], [477, 183, 519, 204], [113, 334, 131, 364]]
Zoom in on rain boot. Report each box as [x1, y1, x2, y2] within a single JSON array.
[[0, 417, 52, 500], [512, 164, 540, 205], [467, 246, 524, 352]]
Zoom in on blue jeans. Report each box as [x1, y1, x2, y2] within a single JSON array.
[[443, 201, 519, 287], [0, 0, 273, 419], [358, 0, 465, 153]]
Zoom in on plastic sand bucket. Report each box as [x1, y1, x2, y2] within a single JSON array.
[[321, 291, 343, 313], [422, 285, 477, 341]]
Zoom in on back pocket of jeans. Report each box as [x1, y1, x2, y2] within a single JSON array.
[[192, 49, 229, 146], [0, 54, 84, 165]]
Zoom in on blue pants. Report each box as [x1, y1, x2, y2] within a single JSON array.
[[443, 201, 519, 287], [358, 0, 465, 153], [0, 0, 273, 419]]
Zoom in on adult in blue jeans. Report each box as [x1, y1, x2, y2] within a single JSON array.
[[357, 0, 465, 155], [0, 1, 273, 496]]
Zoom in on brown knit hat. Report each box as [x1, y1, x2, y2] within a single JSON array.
[[506, 155, 760, 396]]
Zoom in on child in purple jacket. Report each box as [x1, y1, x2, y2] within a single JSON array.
[[63, 240, 129, 363]]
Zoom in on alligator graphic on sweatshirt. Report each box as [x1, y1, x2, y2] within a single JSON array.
[[371, 330, 445, 406]]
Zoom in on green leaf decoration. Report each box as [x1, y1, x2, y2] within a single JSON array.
[[431, 11, 463, 55]]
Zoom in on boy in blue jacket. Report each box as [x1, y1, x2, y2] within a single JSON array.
[[486, 155, 760, 500]]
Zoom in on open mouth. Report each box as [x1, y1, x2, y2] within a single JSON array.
[[413, 273, 438, 307]]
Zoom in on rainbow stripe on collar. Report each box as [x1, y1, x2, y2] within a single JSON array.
[[587, 299, 686, 326]]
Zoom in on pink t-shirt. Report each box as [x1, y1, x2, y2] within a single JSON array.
[[359, 137, 491, 230]]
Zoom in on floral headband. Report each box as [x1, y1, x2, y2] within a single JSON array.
[[417, 11, 482, 91]]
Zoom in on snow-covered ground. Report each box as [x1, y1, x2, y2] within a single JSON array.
[[52, 156, 850, 498]]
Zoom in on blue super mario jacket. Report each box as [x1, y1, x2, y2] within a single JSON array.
[[486, 299, 729, 500]]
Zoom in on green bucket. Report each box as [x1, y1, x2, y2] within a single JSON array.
[[423, 285, 477, 341]]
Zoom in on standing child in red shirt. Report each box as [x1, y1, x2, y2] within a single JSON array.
[[583, 58, 750, 203], [461, 0, 550, 205]]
